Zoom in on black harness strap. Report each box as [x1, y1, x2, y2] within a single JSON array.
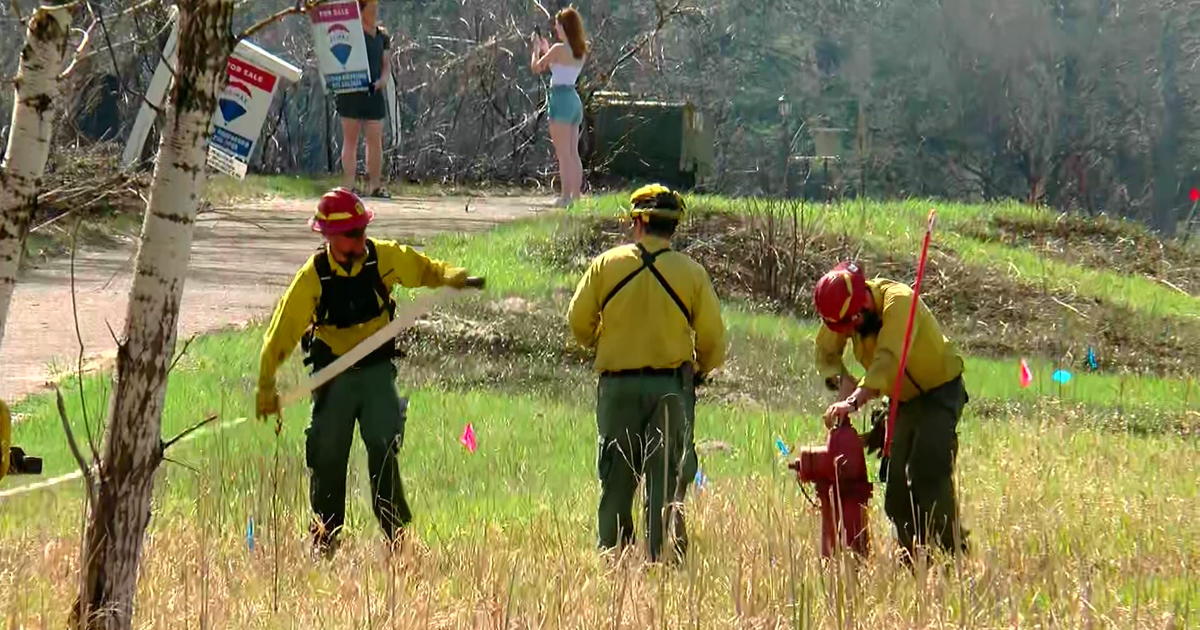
[[311, 239, 395, 326], [905, 368, 927, 397], [600, 244, 692, 323], [303, 240, 397, 368]]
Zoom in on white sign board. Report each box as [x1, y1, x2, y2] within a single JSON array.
[[310, 0, 371, 94], [122, 9, 303, 179], [207, 42, 301, 179]]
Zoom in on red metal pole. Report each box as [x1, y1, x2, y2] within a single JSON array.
[[884, 209, 937, 457]]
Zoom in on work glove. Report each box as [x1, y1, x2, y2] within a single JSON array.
[[445, 268, 485, 290], [256, 385, 280, 420]]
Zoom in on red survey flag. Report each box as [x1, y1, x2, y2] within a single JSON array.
[[1019, 359, 1033, 389], [1190, 188, 1200, 203]]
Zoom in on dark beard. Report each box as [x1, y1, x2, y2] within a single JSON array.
[[330, 247, 365, 271], [856, 310, 883, 337]]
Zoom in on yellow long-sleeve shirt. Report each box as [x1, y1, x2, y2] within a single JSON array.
[[815, 279, 963, 401], [258, 239, 468, 389], [568, 235, 726, 374]]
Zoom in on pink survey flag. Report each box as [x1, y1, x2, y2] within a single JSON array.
[[1019, 359, 1033, 389], [460, 422, 477, 453]]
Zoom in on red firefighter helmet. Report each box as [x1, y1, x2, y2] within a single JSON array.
[[309, 188, 373, 234], [814, 261, 870, 334]]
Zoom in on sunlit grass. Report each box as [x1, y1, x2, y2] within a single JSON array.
[[1, 192, 1197, 628]]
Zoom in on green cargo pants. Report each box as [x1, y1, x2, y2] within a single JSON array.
[[306, 360, 411, 542], [596, 371, 695, 562], [884, 376, 969, 560]]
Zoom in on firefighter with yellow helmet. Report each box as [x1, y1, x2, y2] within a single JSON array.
[[567, 184, 726, 562]]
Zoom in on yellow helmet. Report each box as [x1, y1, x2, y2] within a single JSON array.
[[628, 184, 686, 221]]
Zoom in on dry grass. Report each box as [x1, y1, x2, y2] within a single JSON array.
[[1, 406, 1195, 628], [958, 213, 1200, 296]]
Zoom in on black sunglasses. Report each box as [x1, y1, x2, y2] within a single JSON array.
[[341, 228, 366, 239]]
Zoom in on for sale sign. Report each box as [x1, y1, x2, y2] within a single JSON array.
[[311, 1, 370, 93], [207, 41, 302, 179]]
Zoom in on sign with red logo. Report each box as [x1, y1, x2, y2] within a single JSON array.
[[207, 40, 301, 179], [310, 1, 370, 93]]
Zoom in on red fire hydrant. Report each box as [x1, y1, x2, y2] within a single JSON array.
[[789, 422, 873, 557]]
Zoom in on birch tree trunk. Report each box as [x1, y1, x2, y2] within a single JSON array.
[[73, 1, 233, 628], [0, 3, 70, 351]]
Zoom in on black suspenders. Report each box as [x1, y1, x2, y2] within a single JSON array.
[[600, 243, 692, 323]]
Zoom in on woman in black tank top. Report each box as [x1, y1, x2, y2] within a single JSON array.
[[336, 0, 392, 198]]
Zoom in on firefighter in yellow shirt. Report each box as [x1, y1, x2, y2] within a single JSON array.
[[568, 184, 726, 562], [256, 188, 481, 557], [813, 261, 968, 561]]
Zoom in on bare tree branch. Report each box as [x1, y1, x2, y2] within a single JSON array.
[[57, 6, 97, 79], [166, 334, 196, 375], [70, 218, 99, 459], [55, 387, 97, 504], [66, 2, 172, 71], [161, 414, 219, 452], [237, 0, 328, 42]]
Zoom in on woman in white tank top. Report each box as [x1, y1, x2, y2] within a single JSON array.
[[530, 8, 588, 206]]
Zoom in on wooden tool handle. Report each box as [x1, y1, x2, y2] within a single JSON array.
[[279, 290, 452, 408]]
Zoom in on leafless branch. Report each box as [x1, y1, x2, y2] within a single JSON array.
[[90, 0, 124, 88], [237, 0, 328, 42], [70, 218, 100, 459], [162, 456, 200, 474], [58, 8, 97, 79], [195, 206, 269, 231], [590, 0, 692, 94], [55, 388, 97, 504], [108, 0, 159, 19], [64, 9, 171, 74], [161, 414, 220, 452], [104, 319, 121, 349], [166, 334, 196, 375]]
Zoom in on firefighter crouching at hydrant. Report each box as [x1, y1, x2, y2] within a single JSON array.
[[567, 184, 726, 563], [255, 188, 482, 557], [813, 261, 969, 562]]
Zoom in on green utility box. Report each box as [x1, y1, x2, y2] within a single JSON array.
[[589, 91, 714, 190]]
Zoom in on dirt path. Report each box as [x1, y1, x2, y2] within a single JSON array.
[[0, 195, 549, 402]]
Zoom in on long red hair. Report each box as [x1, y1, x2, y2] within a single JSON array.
[[556, 7, 589, 60]]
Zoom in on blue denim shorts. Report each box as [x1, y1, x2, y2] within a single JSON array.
[[548, 85, 583, 126]]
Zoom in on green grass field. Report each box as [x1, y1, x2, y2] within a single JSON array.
[[1, 194, 1197, 628]]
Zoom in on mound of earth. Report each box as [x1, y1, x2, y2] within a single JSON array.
[[958, 213, 1200, 295], [535, 212, 1200, 376]]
